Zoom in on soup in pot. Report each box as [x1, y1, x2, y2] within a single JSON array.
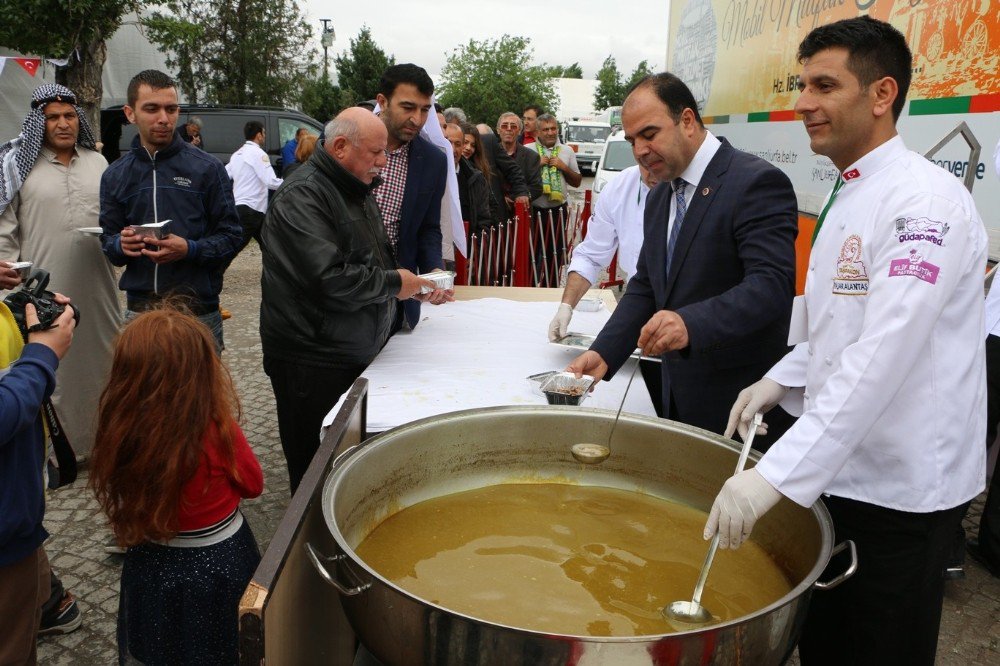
[[355, 483, 791, 636]]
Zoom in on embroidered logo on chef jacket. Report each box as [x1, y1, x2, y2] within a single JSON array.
[[833, 234, 869, 295], [893, 216, 949, 246], [261, 155, 270, 164], [173, 176, 192, 188], [888, 248, 940, 285]]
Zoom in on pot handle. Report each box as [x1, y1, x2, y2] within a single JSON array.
[[813, 539, 858, 591], [305, 542, 371, 596]]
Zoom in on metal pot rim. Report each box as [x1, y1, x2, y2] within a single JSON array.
[[322, 405, 834, 640]]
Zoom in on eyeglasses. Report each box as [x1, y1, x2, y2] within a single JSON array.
[[499, 123, 518, 129]]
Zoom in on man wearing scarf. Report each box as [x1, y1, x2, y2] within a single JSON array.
[[524, 113, 582, 286], [0, 83, 106, 641]]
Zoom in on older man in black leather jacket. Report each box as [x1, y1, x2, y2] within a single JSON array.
[[260, 108, 435, 492]]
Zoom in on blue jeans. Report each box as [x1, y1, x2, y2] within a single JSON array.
[[125, 308, 223, 355]]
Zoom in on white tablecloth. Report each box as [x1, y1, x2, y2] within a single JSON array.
[[321, 297, 656, 434]]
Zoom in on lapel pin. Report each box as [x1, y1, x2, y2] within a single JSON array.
[[702, 187, 711, 196]]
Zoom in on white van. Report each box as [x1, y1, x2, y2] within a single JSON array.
[[592, 130, 637, 201], [562, 119, 613, 175]]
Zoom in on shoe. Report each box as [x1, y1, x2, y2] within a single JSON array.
[[38, 591, 82, 636], [943, 565, 965, 581], [967, 538, 1000, 578], [220, 308, 232, 320], [103, 535, 126, 555]]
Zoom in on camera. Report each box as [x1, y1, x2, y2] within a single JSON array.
[[3, 268, 81, 339]]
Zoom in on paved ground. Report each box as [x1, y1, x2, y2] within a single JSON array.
[[36, 245, 1000, 664]]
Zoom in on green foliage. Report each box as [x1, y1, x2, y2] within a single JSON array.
[[143, 0, 317, 107], [0, 0, 136, 136], [0, 0, 133, 60], [593, 55, 624, 110], [543, 62, 583, 79], [562, 62, 583, 79], [299, 76, 354, 123], [625, 59, 654, 92], [437, 35, 557, 126], [333, 26, 395, 104]]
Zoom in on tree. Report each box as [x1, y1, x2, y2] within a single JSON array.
[[543, 62, 582, 79], [437, 35, 557, 126], [144, 2, 210, 104], [299, 76, 353, 123], [333, 26, 394, 105], [593, 55, 624, 110], [144, 0, 317, 107], [562, 62, 583, 79], [0, 0, 136, 138], [625, 60, 654, 92]]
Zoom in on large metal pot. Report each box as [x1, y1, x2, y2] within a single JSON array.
[[310, 406, 855, 665]]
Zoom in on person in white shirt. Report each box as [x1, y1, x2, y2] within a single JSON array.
[[715, 17, 987, 664], [225, 121, 282, 256], [548, 164, 664, 414], [548, 164, 658, 340]]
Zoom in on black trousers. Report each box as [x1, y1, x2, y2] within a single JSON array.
[[798, 495, 964, 665], [976, 333, 1000, 565], [263, 356, 366, 494], [235, 205, 265, 255]]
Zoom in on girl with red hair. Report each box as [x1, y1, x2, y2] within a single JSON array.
[[90, 307, 263, 664]]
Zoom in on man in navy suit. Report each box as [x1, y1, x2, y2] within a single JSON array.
[[568, 72, 798, 450], [373, 64, 452, 330]]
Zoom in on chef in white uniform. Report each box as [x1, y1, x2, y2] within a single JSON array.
[[707, 17, 987, 665], [547, 164, 657, 340], [548, 164, 662, 412]]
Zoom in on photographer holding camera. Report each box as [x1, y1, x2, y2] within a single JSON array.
[[0, 292, 75, 664]]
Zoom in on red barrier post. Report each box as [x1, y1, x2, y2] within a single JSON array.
[[513, 200, 531, 287]]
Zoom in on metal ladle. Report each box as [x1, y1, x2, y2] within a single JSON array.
[[663, 411, 764, 624], [570, 359, 642, 465]]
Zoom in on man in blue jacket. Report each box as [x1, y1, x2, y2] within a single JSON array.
[[99, 70, 242, 351], [0, 288, 76, 665], [372, 63, 452, 330]]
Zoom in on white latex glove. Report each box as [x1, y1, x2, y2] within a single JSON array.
[[703, 468, 784, 549], [724, 378, 789, 440], [548, 303, 574, 342]]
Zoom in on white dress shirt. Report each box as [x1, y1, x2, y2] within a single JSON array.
[[226, 141, 282, 213], [567, 165, 649, 284], [757, 135, 987, 512], [668, 131, 721, 238]]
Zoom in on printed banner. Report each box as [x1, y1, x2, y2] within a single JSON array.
[[668, 0, 999, 117]]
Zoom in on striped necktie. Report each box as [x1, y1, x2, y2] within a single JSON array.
[[665, 177, 688, 278]]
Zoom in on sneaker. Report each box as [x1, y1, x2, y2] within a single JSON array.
[[943, 565, 966, 581], [104, 535, 126, 555], [38, 591, 82, 636], [220, 308, 232, 320]]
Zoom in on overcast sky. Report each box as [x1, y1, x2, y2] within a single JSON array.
[[301, 1, 671, 83]]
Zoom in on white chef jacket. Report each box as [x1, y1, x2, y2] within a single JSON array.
[[567, 165, 649, 283], [756, 135, 987, 512], [226, 141, 282, 213]]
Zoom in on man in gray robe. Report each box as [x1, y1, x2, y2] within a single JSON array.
[[0, 84, 121, 458]]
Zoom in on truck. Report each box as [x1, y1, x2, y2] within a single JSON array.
[[666, 0, 999, 260], [562, 118, 614, 175]]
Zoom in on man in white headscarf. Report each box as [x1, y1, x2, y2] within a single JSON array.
[[0, 83, 122, 459]]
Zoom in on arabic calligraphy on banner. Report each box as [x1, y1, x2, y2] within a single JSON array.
[[668, 0, 998, 117]]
